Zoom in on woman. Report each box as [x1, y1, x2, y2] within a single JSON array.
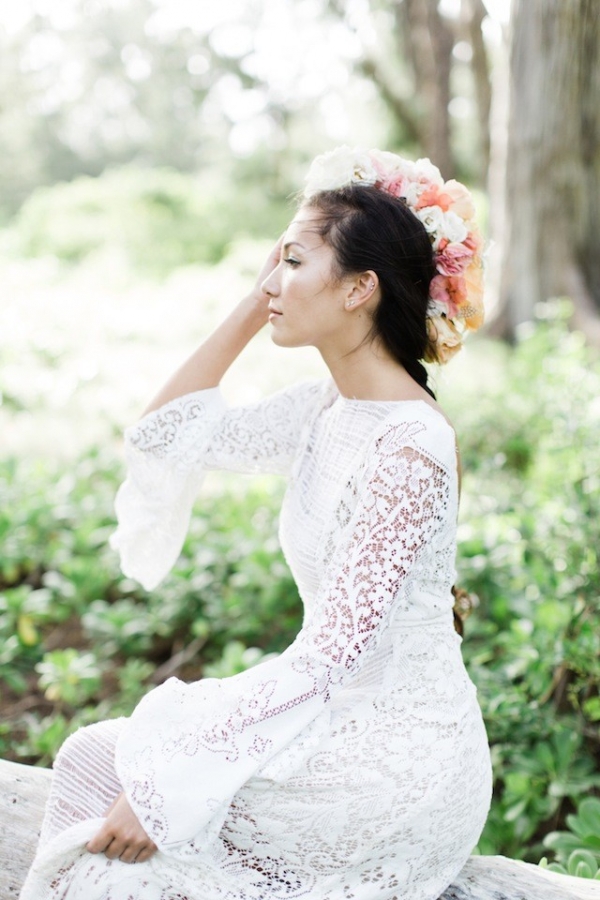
[[21, 147, 492, 900]]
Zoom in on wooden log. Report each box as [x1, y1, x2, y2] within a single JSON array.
[[1, 759, 599, 900], [439, 856, 600, 900], [0, 760, 52, 899]]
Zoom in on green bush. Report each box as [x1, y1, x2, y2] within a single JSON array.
[[443, 305, 600, 860], [0, 307, 598, 863], [540, 797, 600, 878], [9, 166, 290, 276], [0, 451, 301, 765]]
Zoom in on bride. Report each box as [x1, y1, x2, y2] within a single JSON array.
[[21, 147, 492, 900]]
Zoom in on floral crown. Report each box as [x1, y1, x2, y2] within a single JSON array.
[[303, 146, 485, 364]]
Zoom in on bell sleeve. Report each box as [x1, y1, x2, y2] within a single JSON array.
[[114, 415, 456, 857], [110, 381, 325, 591]]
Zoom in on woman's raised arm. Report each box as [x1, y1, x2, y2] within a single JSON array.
[[142, 238, 282, 416]]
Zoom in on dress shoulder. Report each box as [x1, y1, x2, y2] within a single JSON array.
[[362, 401, 458, 478]]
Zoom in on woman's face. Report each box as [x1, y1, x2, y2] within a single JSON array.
[[261, 209, 354, 352]]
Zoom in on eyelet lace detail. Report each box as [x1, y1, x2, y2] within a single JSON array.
[[22, 381, 492, 900]]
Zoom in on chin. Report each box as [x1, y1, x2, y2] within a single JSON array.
[[269, 328, 305, 349]]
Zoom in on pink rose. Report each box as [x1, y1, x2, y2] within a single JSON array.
[[435, 241, 473, 276], [378, 173, 409, 198], [429, 274, 468, 319]]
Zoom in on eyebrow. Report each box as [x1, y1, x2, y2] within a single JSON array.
[[282, 241, 305, 253]]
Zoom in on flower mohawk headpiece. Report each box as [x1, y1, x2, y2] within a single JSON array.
[[303, 146, 485, 364]]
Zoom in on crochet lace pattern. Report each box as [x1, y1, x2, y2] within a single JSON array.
[[21, 381, 492, 900]]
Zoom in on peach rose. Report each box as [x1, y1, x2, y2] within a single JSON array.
[[425, 315, 463, 364], [415, 184, 453, 212], [461, 261, 485, 330], [442, 179, 476, 220]]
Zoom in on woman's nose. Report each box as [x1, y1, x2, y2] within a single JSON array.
[[261, 269, 280, 297]]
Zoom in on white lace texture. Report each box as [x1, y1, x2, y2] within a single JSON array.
[[22, 380, 493, 900]]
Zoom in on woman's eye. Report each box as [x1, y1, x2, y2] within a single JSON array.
[[283, 257, 301, 267]]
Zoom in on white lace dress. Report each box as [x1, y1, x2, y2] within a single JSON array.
[[21, 379, 492, 900]]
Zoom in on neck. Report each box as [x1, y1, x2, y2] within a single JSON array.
[[319, 338, 428, 402]]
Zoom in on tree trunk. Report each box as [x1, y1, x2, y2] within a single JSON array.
[[462, 0, 492, 182], [498, 0, 600, 339], [2, 760, 599, 900], [398, 0, 456, 178]]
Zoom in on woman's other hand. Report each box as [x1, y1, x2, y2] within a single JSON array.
[[86, 792, 158, 864]]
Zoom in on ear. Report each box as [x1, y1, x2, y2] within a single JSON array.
[[344, 271, 379, 311]]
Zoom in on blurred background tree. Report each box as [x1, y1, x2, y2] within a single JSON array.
[[498, 0, 600, 340]]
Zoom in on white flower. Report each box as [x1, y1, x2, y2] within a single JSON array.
[[416, 206, 468, 250], [404, 181, 427, 207], [304, 146, 378, 197], [427, 299, 450, 318], [369, 149, 412, 180], [440, 210, 468, 245], [416, 205, 446, 236], [414, 157, 444, 186]]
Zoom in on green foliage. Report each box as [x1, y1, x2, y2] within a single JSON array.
[[1, 307, 599, 864], [203, 641, 276, 679], [36, 649, 103, 706], [10, 167, 291, 276], [442, 304, 600, 861], [0, 450, 301, 765], [540, 797, 600, 878]]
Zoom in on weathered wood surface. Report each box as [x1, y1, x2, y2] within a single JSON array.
[[1, 759, 52, 898], [1, 758, 599, 900], [439, 856, 600, 900]]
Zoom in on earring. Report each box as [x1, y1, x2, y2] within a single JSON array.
[[346, 299, 355, 308]]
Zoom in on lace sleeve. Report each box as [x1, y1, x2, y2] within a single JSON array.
[[110, 381, 324, 590], [114, 420, 455, 854]]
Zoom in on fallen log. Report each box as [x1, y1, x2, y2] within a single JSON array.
[[1, 759, 52, 899], [1, 759, 598, 899]]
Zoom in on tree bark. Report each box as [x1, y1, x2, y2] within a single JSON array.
[[397, 0, 456, 178], [462, 0, 492, 181], [2, 759, 599, 900], [498, 0, 600, 339]]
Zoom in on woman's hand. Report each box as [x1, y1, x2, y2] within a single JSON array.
[[86, 792, 158, 864], [245, 235, 284, 311], [141, 234, 285, 413]]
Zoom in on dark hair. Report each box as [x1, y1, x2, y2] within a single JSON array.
[[303, 184, 437, 399]]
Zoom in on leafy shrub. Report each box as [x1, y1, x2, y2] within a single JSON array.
[[1, 306, 599, 863], [443, 304, 600, 859], [36, 649, 102, 706], [540, 797, 600, 878], [9, 167, 290, 276]]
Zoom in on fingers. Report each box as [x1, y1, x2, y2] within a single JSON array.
[[87, 831, 157, 864], [117, 843, 143, 864], [132, 842, 158, 864], [86, 823, 113, 855], [86, 792, 158, 864], [254, 235, 285, 292]]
